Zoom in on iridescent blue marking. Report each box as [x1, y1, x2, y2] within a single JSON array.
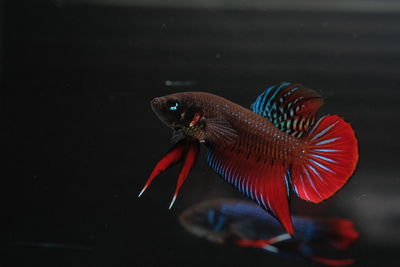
[[293, 185, 299, 195], [214, 158, 222, 176], [210, 155, 216, 171], [307, 164, 327, 184], [230, 169, 237, 186], [254, 189, 261, 207], [207, 151, 215, 170], [259, 86, 274, 113], [309, 158, 335, 174], [248, 179, 254, 200], [310, 154, 337, 163], [235, 175, 241, 190], [245, 178, 251, 197], [308, 116, 323, 135], [289, 87, 298, 94], [312, 148, 340, 152], [223, 164, 231, 183], [299, 174, 310, 200], [284, 174, 290, 198], [304, 167, 323, 199], [270, 103, 277, 117], [252, 85, 274, 113], [217, 158, 225, 176], [216, 160, 223, 175], [311, 121, 339, 141], [264, 82, 290, 116], [233, 171, 240, 186], [220, 161, 228, 180], [226, 166, 233, 184], [266, 197, 273, 213], [210, 154, 217, 171], [315, 137, 340, 146], [260, 192, 268, 210], [243, 179, 249, 197], [226, 165, 235, 184], [255, 88, 269, 112], [239, 177, 246, 195]]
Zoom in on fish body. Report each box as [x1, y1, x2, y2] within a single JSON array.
[[153, 91, 302, 160], [140, 82, 359, 235], [179, 199, 359, 266]]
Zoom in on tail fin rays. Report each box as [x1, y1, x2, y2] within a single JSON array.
[[292, 115, 359, 203]]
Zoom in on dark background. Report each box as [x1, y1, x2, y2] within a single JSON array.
[[3, 0, 400, 266]]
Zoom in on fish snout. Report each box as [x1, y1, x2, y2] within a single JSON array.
[[150, 97, 164, 112], [150, 97, 161, 106]]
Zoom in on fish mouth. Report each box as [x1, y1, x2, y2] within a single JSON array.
[[150, 97, 163, 112], [150, 97, 166, 119], [150, 96, 173, 127]]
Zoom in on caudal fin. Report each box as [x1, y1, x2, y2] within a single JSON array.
[[292, 115, 359, 203]]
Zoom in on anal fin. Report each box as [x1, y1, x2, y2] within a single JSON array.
[[207, 147, 294, 235]]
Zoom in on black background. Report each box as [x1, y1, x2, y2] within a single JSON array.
[[3, 1, 400, 266]]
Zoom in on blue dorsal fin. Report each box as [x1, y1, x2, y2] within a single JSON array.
[[251, 82, 324, 137]]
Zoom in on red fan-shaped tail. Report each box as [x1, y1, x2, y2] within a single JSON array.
[[292, 115, 359, 203]]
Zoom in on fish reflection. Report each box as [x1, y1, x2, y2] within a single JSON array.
[[180, 199, 359, 266]]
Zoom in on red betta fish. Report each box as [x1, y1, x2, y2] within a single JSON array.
[[139, 82, 359, 235]]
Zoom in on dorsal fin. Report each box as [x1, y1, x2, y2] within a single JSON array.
[[251, 82, 324, 137]]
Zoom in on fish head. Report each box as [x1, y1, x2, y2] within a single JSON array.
[[151, 93, 206, 138], [179, 203, 231, 244]]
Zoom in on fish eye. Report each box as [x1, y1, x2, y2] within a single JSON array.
[[166, 99, 180, 111]]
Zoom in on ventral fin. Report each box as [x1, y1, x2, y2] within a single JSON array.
[[207, 147, 294, 235], [139, 140, 187, 197], [205, 116, 237, 144], [169, 141, 199, 209], [251, 82, 324, 137]]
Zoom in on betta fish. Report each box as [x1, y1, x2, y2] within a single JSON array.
[[139, 82, 359, 235], [179, 199, 359, 266]]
